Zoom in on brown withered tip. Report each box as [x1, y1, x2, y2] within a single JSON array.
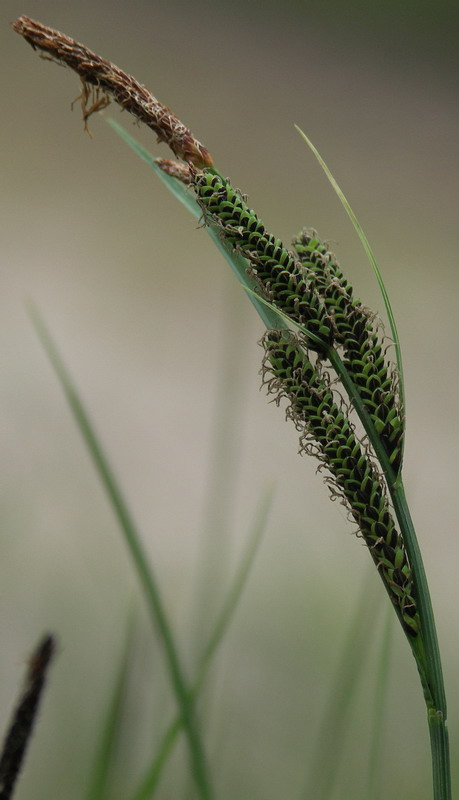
[[155, 158, 192, 184], [12, 15, 213, 169]]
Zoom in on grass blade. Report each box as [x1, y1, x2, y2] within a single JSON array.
[[294, 125, 405, 423], [28, 303, 213, 800], [187, 285, 250, 695], [107, 119, 202, 221], [107, 119, 284, 332], [130, 485, 274, 800], [86, 613, 134, 800]]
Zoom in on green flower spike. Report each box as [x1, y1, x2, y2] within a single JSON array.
[[294, 230, 404, 472], [193, 171, 334, 353], [262, 330, 418, 637]]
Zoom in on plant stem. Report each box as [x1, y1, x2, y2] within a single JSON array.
[[429, 709, 452, 800], [326, 347, 451, 799], [390, 484, 446, 713], [391, 485, 451, 800]]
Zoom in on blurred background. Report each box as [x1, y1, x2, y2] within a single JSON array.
[[2, 1, 459, 798]]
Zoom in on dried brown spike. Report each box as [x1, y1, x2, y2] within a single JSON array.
[[155, 158, 192, 184], [13, 16, 213, 168]]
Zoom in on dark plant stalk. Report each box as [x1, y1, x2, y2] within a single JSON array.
[[0, 635, 56, 800]]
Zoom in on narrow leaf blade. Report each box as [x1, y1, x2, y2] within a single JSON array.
[[294, 124, 405, 420], [130, 486, 274, 800], [107, 119, 284, 331], [86, 614, 134, 800], [28, 303, 213, 800]]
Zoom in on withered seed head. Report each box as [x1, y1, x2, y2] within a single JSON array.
[[13, 15, 213, 169], [155, 158, 192, 184]]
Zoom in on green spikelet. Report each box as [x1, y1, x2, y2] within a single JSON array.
[[262, 330, 418, 637], [294, 230, 404, 473], [192, 171, 334, 353]]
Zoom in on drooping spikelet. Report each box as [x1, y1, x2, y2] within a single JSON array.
[[155, 158, 191, 184], [294, 230, 404, 472], [13, 16, 213, 168], [262, 330, 418, 636], [192, 171, 334, 353]]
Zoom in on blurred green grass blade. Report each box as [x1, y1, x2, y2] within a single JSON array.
[[196, 483, 274, 684], [301, 570, 379, 800], [294, 125, 405, 421], [131, 485, 274, 800], [187, 287, 251, 697], [28, 303, 213, 800], [107, 119, 284, 331], [86, 613, 134, 800], [367, 603, 393, 800]]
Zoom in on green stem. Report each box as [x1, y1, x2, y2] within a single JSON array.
[[86, 612, 133, 800], [242, 291, 450, 791], [251, 296, 451, 794], [429, 708, 452, 800], [390, 484, 446, 714], [391, 486, 451, 800], [327, 347, 451, 799]]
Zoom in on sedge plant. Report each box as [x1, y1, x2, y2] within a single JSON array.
[[13, 15, 452, 800]]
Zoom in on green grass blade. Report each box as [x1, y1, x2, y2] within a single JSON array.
[[130, 485, 274, 800], [187, 288, 251, 686], [107, 119, 202, 220], [301, 569, 378, 800], [294, 125, 405, 422], [107, 119, 284, 332], [195, 483, 274, 684], [86, 612, 134, 800], [28, 303, 213, 800], [367, 602, 393, 800]]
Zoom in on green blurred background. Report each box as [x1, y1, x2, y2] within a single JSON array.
[[2, 1, 459, 798]]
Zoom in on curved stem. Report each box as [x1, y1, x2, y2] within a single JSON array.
[[390, 484, 446, 714], [327, 346, 451, 798], [239, 293, 451, 794]]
